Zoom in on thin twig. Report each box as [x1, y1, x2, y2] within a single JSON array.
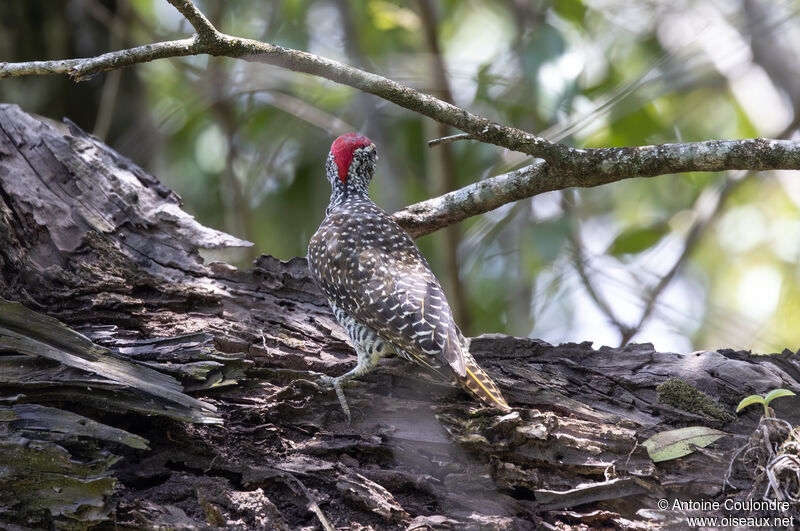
[[565, 199, 632, 338], [618, 120, 800, 344], [166, 0, 217, 39], [619, 171, 748, 345], [428, 133, 474, 147]]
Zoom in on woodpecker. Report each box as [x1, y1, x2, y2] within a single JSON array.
[[308, 133, 510, 419]]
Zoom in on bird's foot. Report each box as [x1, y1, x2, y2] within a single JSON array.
[[319, 375, 352, 422]]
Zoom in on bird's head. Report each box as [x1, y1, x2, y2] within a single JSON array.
[[326, 133, 378, 194]]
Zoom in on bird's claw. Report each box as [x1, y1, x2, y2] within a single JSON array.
[[319, 375, 352, 422]]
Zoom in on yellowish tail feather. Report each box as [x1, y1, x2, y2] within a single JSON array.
[[461, 359, 511, 411]]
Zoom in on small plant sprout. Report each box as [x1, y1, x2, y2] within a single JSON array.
[[736, 388, 796, 418]]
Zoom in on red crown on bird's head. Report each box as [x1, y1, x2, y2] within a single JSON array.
[[331, 133, 374, 184]]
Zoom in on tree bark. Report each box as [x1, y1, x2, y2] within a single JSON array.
[[0, 104, 797, 529]]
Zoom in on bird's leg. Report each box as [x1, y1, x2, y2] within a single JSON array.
[[320, 374, 353, 421], [321, 341, 385, 421]]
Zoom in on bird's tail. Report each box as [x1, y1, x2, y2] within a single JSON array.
[[457, 353, 511, 411]]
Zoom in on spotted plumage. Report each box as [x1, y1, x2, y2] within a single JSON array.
[[308, 133, 510, 419]]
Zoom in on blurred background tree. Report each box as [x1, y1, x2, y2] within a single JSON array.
[[2, 0, 799, 355]]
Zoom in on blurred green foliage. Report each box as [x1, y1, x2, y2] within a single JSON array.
[[2, 0, 800, 355]]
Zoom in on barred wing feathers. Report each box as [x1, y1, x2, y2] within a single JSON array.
[[357, 239, 466, 377], [309, 200, 466, 377]]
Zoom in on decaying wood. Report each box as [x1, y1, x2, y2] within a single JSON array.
[[1, 104, 799, 529]]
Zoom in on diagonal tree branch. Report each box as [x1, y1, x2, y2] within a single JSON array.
[[392, 138, 800, 237], [1, 0, 800, 239], [0, 1, 567, 163]]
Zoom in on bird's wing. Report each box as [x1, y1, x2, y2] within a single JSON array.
[[313, 206, 466, 377], [356, 241, 466, 377]]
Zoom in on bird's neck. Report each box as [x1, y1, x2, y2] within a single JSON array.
[[327, 185, 370, 213]]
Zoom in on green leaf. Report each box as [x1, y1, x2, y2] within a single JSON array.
[[552, 0, 587, 23], [736, 394, 766, 412], [642, 426, 728, 463], [608, 224, 669, 256], [764, 389, 796, 408]]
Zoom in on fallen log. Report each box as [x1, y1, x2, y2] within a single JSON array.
[[0, 104, 797, 529]]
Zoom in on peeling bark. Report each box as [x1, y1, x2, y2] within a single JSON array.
[[0, 104, 798, 529]]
